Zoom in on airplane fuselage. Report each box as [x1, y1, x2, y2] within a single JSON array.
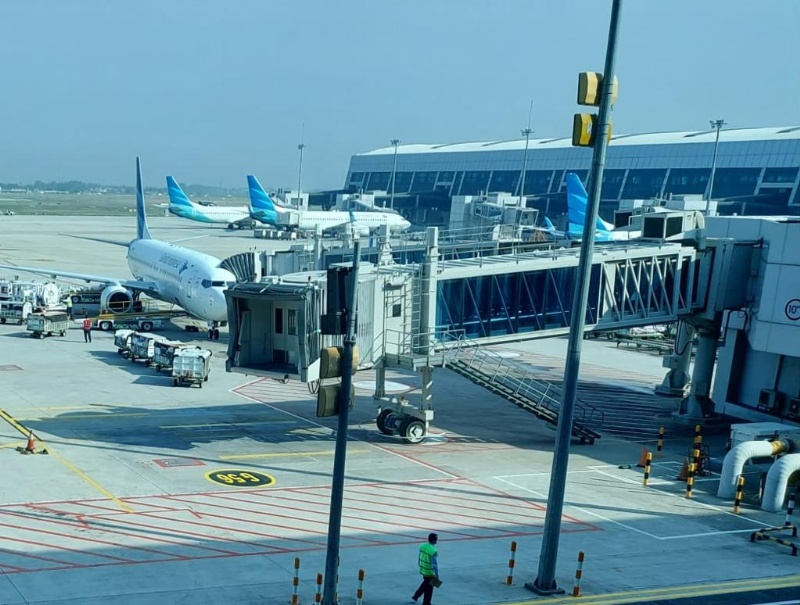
[[251, 208, 410, 233], [169, 204, 250, 225], [127, 239, 235, 322]]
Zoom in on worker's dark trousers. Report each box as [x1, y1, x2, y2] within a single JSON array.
[[413, 576, 435, 605], [83, 329, 91, 343]]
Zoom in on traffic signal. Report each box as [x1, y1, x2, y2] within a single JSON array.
[[572, 114, 613, 148], [577, 72, 618, 107], [316, 345, 359, 417]]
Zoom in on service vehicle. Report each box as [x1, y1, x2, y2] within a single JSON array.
[[0, 300, 33, 325], [172, 347, 212, 387], [26, 311, 69, 339], [129, 332, 169, 366]]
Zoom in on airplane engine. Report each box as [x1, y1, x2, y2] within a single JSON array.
[[356, 226, 370, 237], [100, 285, 134, 314]]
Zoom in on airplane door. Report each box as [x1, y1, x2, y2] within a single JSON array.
[[185, 269, 199, 299]]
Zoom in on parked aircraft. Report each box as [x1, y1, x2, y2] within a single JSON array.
[[166, 176, 251, 229], [0, 159, 236, 339], [564, 172, 641, 241], [246, 175, 411, 236]]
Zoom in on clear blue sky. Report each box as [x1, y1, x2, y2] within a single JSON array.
[[0, 0, 797, 190]]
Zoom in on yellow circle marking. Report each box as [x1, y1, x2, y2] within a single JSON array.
[[205, 469, 276, 488]]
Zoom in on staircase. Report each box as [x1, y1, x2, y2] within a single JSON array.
[[447, 347, 604, 444]]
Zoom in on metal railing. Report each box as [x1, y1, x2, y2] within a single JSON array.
[[383, 328, 466, 367]]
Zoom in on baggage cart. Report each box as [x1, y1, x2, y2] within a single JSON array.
[[153, 340, 194, 372], [129, 332, 169, 366], [0, 300, 33, 325], [26, 311, 70, 339], [114, 329, 136, 358], [172, 347, 212, 387]]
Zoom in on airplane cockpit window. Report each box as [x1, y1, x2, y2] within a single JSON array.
[[201, 279, 212, 288]]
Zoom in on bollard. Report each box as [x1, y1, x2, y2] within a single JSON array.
[[505, 541, 517, 585], [572, 551, 585, 597], [786, 491, 796, 527], [356, 568, 366, 605], [694, 424, 702, 447], [643, 452, 653, 486], [315, 572, 323, 603], [733, 475, 745, 514], [290, 557, 300, 605], [656, 426, 664, 458], [692, 447, 700, 471], [685, 463, 696, 499]]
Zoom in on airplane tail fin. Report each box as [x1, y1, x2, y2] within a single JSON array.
[[566, 172, 610, 236], [166, 176, 193, 208], [543, 216, 556, 233], [247, 175, 285, 212], [136, 157, 152, 240]]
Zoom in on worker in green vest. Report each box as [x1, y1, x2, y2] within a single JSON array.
[[64, 296, 73, 320], [412, 532, 439, 605]]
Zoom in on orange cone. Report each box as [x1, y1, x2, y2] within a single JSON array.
[[25, 431, 35, 454], [637, 446, 650, 468], [677, 458, 689, 481]]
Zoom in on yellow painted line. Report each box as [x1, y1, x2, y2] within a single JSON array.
[[46, 448, 134, 513], [504, 575, 800, 605], [0, 408, 132, 513], [220, 449, 368, 460], [161, 420, 296, 429]]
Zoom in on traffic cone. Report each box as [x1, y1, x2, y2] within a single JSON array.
[[637, 446, 650, 468], [24, 430, 36, 454], [677, 458, 689, 481]]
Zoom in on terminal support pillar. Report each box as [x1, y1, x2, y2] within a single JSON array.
[[374, 363, 387, 399], [677, 320, 720, 420], [314, 225, 323, 271], [655, 321, 694, 397]]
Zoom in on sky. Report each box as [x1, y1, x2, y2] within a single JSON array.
[[0, 0, 798, 190]]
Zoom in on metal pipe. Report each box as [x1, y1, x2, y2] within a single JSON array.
[[718, 439, 789, 498], [704, 119, 726, 216], [390, 138, 400, 210], [529, 0, 623, 595], [762, 453, 800, 513]]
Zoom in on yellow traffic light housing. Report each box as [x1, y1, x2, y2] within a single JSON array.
[[572, 114, 612, 147], [577, 72, 618, 107], [319, 346, 359, 380]]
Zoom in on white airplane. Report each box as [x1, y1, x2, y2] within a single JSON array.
[[0, 159, 237, 339], [166, 176, 252, 229], [246, 175, 411, 236], [564, 173, 641, 241]]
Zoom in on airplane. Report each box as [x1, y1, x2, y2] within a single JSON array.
[[0, 159, 237, 339], [561, 172, 641, 241], [246, 175, 411, 236], [166, 176, 252, 229]]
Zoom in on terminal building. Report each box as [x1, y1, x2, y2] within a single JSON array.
[[343, 126, 800, 226]]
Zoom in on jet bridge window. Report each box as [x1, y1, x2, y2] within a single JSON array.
[[201, 280, 229, 288]]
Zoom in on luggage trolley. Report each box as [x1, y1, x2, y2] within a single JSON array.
[[172, 347, 212, 387], [129, 332, 169, 366], [153, 340, 194, 372], [114, 329, 136, 358]]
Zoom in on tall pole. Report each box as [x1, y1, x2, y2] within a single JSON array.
[[518, 100, 534, 208], [390, 138, 400, 210], [529, 0, 623, 595], [297, 123, 306, 210], [321, 239, 361, 605], [704, 119, 726, 217]]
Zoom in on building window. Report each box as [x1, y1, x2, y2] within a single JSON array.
[[522, 170, 554, 195], [762, 167, 799, 183], [459, 171, 491, 195], [550, 170, 565, 193], [621, 169, 667, 199], [437, 171, 455, 184], [488, 170, 520, 194], [287, 309, 297, 335], [275, 308, 284, 334], [600, 169, 626, 200], [388, 172, 413, 194], [711, 168, 761, 199], [392, 303, 402, 317], [755, 187, 793, 206], [366, 172, 391, 191], [348, 172, 365, 188], [410, 171, 438, 193], [559, 170, 588, 191], [664, 168, 710, 196]]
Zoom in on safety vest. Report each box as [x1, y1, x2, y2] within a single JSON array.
[[418, 542, 437, 576], [65, 298, 73, 308], [82, 318, 92, 330]]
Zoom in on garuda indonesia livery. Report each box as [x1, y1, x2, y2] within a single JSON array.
[[564, 172, 641, 241], [0, 159, 236, 338], [166, 176, 251, 229], [246, 175, 411, 236]]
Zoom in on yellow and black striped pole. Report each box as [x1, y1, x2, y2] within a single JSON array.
[[291, 557, 301, 605], [315, 573, 323, 603], [785, 490, 796, 527], [692, 447, 701, 475], [643, 452, 653, 486], [506, 541, 518, 585], [572, 551, 585, 597], [694, 424, 702, 447], [733, 475, 745, 513], [656, 426, 665, 458], [356, 569, 366, 605], [685, 463, 696, 499]]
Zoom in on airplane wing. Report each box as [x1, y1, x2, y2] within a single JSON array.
[[0, 263, 161, 297]]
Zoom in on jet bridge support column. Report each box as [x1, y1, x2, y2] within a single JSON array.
[[374, 363, 386, 399], [676, 319, 720, 420], [656, 321, 694, 397], [313, 225, 323, 271]]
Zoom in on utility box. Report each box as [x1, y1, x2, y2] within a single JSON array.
[[729, 422, 800, 448]]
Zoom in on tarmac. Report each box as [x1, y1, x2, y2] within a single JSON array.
[[0, 216, 798, 605]]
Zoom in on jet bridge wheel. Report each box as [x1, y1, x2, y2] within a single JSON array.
[[399, 416, 426, 445], [376, 409, 394, 435]]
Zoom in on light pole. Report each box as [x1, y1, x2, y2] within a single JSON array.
[[519, 128, 533, 208], [296, 124, 306, 210], [705, 119, 726, 216], [390, 138, 400, 210]]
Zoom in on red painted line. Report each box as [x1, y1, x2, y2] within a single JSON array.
[[0, 532, 132, 563], [0, 513, 177, 561], [0, 543, 77, 569]]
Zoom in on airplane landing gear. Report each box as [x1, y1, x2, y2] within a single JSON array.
[[207, 322, 221, 341]]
